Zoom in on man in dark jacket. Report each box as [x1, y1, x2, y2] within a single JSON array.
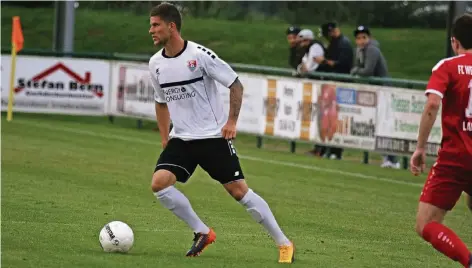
[[319, 22, 354, 75], [313, 22, 354, 160], [286, 26, 306, 71]]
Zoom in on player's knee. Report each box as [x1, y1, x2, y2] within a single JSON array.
[[415, 202, 446, 237], [151, 170, 176, 192], [224, 180, 248, 201]]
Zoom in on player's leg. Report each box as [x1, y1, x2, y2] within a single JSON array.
[[151, 138, 212, 252], [198, 138, 294, 263], [223, 179, 292, 246], [416, 164, 471, 267]]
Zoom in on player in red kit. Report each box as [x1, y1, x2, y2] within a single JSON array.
[[410, 13, 472, 268]]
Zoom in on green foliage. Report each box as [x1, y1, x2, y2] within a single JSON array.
[[2, 7, 447, 80]]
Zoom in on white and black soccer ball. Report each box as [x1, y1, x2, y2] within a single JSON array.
[[99, 221, 134, 253]]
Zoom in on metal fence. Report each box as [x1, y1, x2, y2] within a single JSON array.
[[1, 48, 428, 90]]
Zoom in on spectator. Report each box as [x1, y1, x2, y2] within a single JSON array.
[[313, 22, 354, 160], [293, 29, 331, 158], [286, 26, 305, 71], [319, 22, 354, 75], [296, 29, 326, 75], [350, 25, 400, 169], [350, 25, 388, 77]]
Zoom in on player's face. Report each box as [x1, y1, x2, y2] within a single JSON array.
[[355, 33, 369, 48], [149, 16, 171, 46]]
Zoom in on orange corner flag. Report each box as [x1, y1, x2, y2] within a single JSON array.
[[12, 16, 24, 52], [7, 16, 24, 122]]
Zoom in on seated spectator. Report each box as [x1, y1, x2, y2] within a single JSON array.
[[296, 29, 327, 75], [286, 26, 305, 71], [351, 25, 400, 169]]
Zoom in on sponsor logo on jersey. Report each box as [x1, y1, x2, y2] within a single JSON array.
[[187, 60, 197, 72], [163, 86, 196, 102]]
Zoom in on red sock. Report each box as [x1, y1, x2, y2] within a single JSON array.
[[422, 221, 471, 267]]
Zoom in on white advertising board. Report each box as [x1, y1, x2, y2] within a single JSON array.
[[1, 55, 110, 115], [375, 87, 442, 156], [109, 61, 156, 120], [311, 82, 377, 150], [3, 54, 443, 156], [219, 73, 266, 135]]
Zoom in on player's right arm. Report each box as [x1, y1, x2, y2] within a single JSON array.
[[155, 102, 170, 148], [149, 67, 170, 148], [411, 59, 449, 175]]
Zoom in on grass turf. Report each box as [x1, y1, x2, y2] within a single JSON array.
[[1, 112, 471, 268], [1, 7, 446, 81]]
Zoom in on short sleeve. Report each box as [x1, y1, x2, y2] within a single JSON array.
[[149, 66, 166, 103], [197, 48, 238, 88], [426, 59, 450, 99], [308, 43, 324, 59]]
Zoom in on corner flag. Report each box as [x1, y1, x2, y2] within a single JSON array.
[[7, 16, 24, 122]]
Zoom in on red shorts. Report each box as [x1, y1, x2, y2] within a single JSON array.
[[419, 163, 472, 211]]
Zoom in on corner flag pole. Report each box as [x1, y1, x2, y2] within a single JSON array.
[[7, 42, 18, 122], [7, 16, 24, 122]]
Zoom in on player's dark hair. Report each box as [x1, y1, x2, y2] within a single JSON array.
[[150, 2, 182, 32], [452, 13, 472, 49]]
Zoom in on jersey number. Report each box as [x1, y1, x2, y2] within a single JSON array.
[[467, 79, 472, 118]]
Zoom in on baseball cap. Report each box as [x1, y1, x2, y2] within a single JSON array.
[[286, 26, 301, 35], [297, 29, 314, 40], [354, 25, 371, 36], [321, 22, 337, 37]]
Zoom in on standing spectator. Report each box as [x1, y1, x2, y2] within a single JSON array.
[[319, 22, 354, 74], [286, 26, 305, 71], [350, 25, 400, 169], [315, 22, 354, 160], [296, 29, 326, 74], [350, 26, 388, 77], [295, 29, 330, 158]]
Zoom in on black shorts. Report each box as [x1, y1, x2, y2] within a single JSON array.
[[154, 138, 245, 184]]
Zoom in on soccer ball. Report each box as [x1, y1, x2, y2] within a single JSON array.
[[99, 221, 134, 253]]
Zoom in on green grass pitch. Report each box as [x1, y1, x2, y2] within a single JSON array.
[[1, 113, 470, 268]]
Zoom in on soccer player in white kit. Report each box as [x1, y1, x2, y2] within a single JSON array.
[[147, 2, 295, 263]]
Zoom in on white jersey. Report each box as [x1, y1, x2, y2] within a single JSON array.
[[149, 41, 238, 140]]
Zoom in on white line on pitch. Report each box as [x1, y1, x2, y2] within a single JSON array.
[[11, 120, 423, 188]]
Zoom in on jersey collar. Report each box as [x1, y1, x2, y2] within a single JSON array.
[[162, 40, 188, 58]]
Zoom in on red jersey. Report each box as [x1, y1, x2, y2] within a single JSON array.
[[425, 53, 472, 170]]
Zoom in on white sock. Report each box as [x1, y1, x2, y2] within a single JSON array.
[[155, 186, 210, 234], [239, 189, 291, 246]]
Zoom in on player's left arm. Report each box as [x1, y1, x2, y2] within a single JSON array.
[[228, 78, 243, 124], [199, 48, 241, 139]]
